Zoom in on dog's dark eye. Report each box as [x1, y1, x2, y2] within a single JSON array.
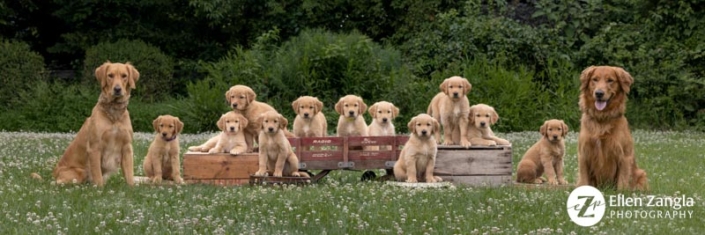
[[387, 111, 391, 113], [427, 123, 431, 126], [240, 95, 245, 99], [345, 104, 348, 107], [226, 120, 230, 123], [108, 74, 114, 79], [160, 124, 163, 127], [592, 78, 598, 82], [121, 74, 127, 78], [607, 78, 614, 83], [458, 85, 463, 88], [309, 106, 314, 109]]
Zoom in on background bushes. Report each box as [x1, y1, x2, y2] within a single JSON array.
[[0, 40, 47, 109]]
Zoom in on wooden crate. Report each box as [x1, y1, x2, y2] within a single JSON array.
[[433, 145, 513, 186], [182, 152, 260, 185]]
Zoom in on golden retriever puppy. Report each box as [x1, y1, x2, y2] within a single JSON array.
[[577, 66, 648, 190], [52, 62, 139, 186], [188, 112, 248, 155], [143, 115, 184, 184], [335, 95, 368, 137], [466, 104, 511, 146], [253, 111, 310, 178], [367, 101, 399, 151], [393, 114, 442, 183], [516, 119, 568, 185], [291, 96, 327, 137], [427, 76, 472, 147]]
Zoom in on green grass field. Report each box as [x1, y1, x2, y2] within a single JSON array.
[[1, 130, 703, 234]]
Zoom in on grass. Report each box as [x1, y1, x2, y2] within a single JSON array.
[[1, 130, 703, 234]]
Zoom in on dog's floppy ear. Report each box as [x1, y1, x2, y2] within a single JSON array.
[[439, 79, 449, 95], [152, 115, 162, 133], [239, 115, 249, 130], [314, 98, 323, 114], [174, 117, 184, 134], [432, 117, 440, 135], [246, 87, 256, 104], [216, 114, 226, 131], [490, 107, 499, 125], [359, 99, 368, 115], [334, 98, 344, 115], [614, 67, 634, 94], [291, 98, 300, 115], [392, 105, 400, 119], [126, 62, 140, 90], [580, 66, 596, 93], [225, 89, 233, 104], [407, 117, 417, 135], [368, 103, 378, 118], [539, 121, 548, 137], [462, 78, 472, 95], [467, 105, 476, 125], [95, 62, 111, 89], [560, 120, 569, 137], [278, 114, 288, 130]]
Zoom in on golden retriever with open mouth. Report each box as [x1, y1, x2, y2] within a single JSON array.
[[577, 66, 648, 190], [466, 104, 511, 146], [367, 101, 399, 151], [393, 114, 442, 183], [516, 119, 568, 185], [52, 62, 139, 186], [427, 76, 472, 147], [335, 95, 368, 137], [292, 96, 327, 137], [188, 112, 248, 155], [143, 115, 184, 184], [253, 111, 310, 178]]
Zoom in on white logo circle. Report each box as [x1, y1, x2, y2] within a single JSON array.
[[566, 185, 606, 227]]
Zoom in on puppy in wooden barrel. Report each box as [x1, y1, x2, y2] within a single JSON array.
[[394, 114, 442, 183]]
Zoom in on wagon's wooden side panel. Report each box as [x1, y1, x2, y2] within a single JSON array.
[[433, 145, 513, 186]]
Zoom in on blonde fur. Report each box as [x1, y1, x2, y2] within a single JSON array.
[[427, 76, 472, 147], [143, 115, 184, 184], [516, 119, 568, 185], [393, 114, 442, 183], [188, 112, 248, 155], [335, 95, 368, 137], [292, 96, 327, 137], [367, 101, 399, 151], [466, 104, 511, 146], [253, 111, 310, 178]]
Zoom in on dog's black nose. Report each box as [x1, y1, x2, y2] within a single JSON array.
[[453, 92, 459, 97], [553, 135, 558, 140], [232, 104, 238, 108], [304, 113, 309, 118], [230, 127, 235, 131], [382, 118, 388, 123], [113, 86, 122, 94], [348, 111, 355, 116], [595, 90, 605, 99], [480, 122, 486, 127], [162, 133, 167, 137], [268, 127, 274, 132], [421, 130, 427, 135]]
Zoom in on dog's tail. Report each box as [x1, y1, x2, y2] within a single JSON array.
[[30, 172, 43, 180]]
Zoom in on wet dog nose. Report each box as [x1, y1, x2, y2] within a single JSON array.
[[382, 118, 388, 123], [230, 127, 235, 131], [268, 127, 274, 132], [421, 130, 427, 136], [113, 86, 122, 94], [162, 133, 167, 137], [304, 113, 309, 118], [595, 90, 605, 99], [232, 103, 238, 108], [480, 122, 486, 127], [348, 111, 355, 116], [453, 92, 459, 97], [553, 135, 558, 140]]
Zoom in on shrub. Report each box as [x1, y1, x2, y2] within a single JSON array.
[[188, 29, 421, 133], [0, 40, 47, 109], [83, 39, 174, 102]]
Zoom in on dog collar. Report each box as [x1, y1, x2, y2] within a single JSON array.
[[162, 135, 177, 142]]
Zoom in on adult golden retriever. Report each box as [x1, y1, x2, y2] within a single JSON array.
[[253, 111, 310, 178], [143, 115, 184, 184], [188, 112, 248, 155], [466, 104, 511, 146], [577, 66, 648, 190], [393, 114, 442, 183], [291, 96, 327, 137], [427, 76, 472, 147], [52, 62, 139, 186], [516, 119, 568, 185], [335, 95, 368, 137], [367, 101, 399, 151]]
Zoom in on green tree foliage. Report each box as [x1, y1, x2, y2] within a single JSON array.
[[0, 40, 47, 108]]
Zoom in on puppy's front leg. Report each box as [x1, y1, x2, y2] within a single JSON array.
[[542, 158, 558, 185], [208, 140, 224, 154], [458, 116, 471, 148], [169, 148, 184, 184], [405, 157, 418, 183], [121, 143, 135, 186], [273, 152, 287, 177], [150, 153, 163, 184], [425, 157, 441, 183], [555, 160, 567, 185], [254, 151, 268, 176], [244, 131, 255, 152], [229, 143, 247, 155]]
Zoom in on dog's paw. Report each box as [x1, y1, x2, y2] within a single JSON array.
[[460, 140, 472, 148], [273, 171, 283, 177], [486, 140, 497, 146], [547, 179, 559, 185], [291, 172, 301, 177], [151, 177, 162, 184], [207, 148, 219, 154], [406, 178, 418, 183], [173, 177, 184, 184], [443, 140, 455, 145], [434, 176, 443, 182], [254, 170, 268, 177], [559, 179, 568, 185], [426, 176, 438, 183], [187, 146, 200, 152], [533, 178, 544, 184], [229, 150, 242, 155]]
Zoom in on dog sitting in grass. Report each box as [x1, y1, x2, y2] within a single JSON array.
[[516, 119, 568, 185], [143, 115, 184, 184]]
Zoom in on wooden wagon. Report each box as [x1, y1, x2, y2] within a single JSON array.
[[183, 136, 512, 186]]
